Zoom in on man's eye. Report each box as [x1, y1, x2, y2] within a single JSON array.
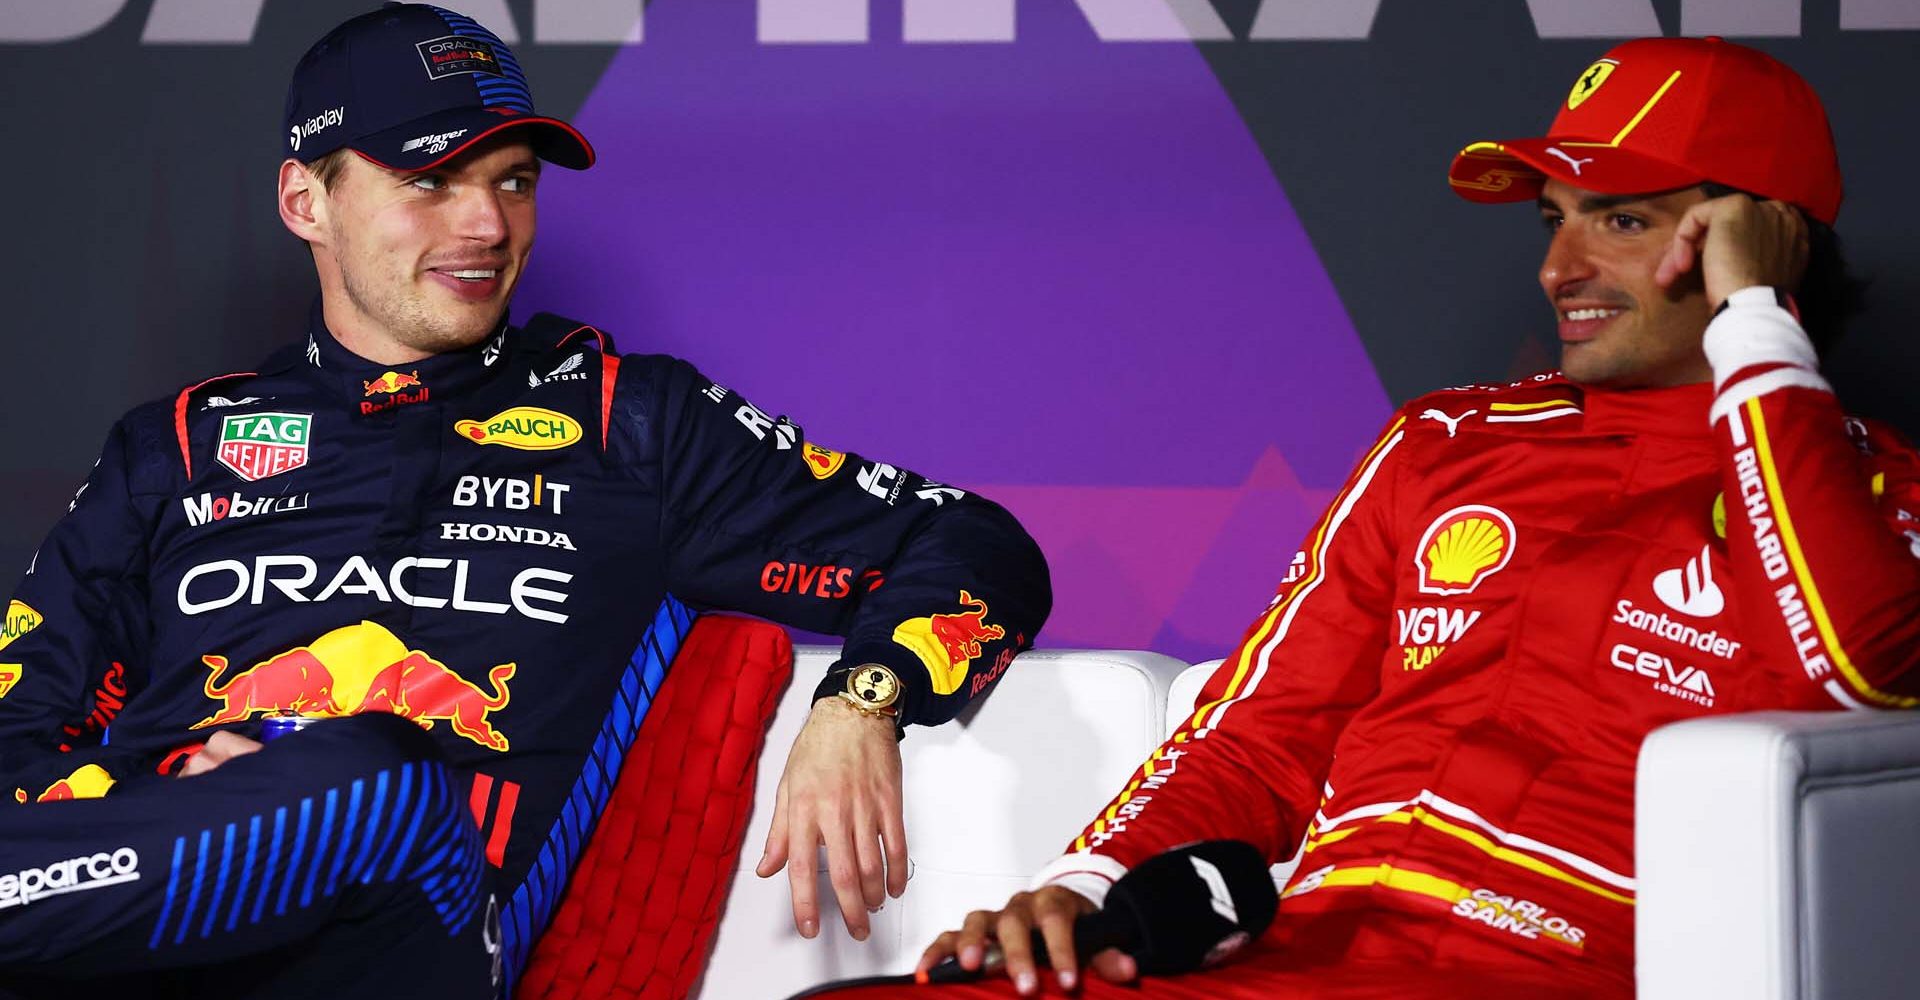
[[1540, 215, 1564, 233], [501, 176, 534, 194], [1609, 213, 1646, 232], [410, 174, 444, 192]]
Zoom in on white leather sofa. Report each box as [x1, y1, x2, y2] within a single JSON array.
[[1637, 710, 1920, 1000], [697, 652, 1920, 999], [698, 647, 1188, 999]]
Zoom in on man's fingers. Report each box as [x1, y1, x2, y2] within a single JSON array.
[[954, 908, 995, 971], [1655, 239, 1690, 289], [1657, 208, 1708, 289], [756, 792, 791, 878], [851, 807, 887, 912], [821, 817, 871, 941], [916, 930, 962, 975], [179, 732, 263, 778], [1088, 947, 1138, 983], [1778, 201, 1812, 283], [786, 816, 820, 938], [881, 801, 909, 899], [994, 907, 1042, 996], [207, 731, 264, 758], [1032, 896, 1081, 991], [1674, 200, 1715, 242]]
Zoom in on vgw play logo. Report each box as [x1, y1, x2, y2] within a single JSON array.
[[10, 0, 1915, 45]]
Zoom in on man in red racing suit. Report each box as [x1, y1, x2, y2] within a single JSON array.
[[846, 36, 1920, 1000]]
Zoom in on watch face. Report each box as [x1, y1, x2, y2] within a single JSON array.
[[849, 665, 899, 708]]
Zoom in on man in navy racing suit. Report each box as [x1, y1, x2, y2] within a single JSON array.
[[0, 4, 1050, 996]]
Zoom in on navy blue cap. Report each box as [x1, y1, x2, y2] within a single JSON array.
[[284, 3, 593, 171]]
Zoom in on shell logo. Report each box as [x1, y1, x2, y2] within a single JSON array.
[[1415, 505, 1517, 596]]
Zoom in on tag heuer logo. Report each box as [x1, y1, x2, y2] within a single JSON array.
[[216, 412, 311, 482]]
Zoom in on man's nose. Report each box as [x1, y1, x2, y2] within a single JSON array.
[[1539, 226, 1595, 297], [456, 188, 509, 244]]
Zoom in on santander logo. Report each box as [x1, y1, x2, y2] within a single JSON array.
[[1653, 544, 1724, 618]]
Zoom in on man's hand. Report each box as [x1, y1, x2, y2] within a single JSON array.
[[1655, 192, 1809, 310], [755, 696, 906, 941], [177, 731, 263, 778], [915, 886, 1136, 996]]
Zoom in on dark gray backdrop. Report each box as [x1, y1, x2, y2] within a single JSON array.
[[3, 0, 1915, 587]]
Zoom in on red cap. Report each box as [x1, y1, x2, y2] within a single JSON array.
[[1448, 37, 1842, 223]]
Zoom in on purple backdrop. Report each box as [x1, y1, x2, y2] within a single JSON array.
[[515, 2, 1390, 661]]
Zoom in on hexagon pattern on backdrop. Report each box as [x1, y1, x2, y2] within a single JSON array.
[[515, 2, 1390, 661]]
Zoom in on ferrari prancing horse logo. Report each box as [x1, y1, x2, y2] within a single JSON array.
[[1567, 59, 1618, 111]]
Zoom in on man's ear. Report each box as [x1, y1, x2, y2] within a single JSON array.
[[278, 158, 329, 245]]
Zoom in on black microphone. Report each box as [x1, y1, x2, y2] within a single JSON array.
[[926, 838, 1278, 982]]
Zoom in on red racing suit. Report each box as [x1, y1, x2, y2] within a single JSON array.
[[993, 288, 1920, 997]]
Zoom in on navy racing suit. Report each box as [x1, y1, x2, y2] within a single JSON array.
[[0, 306, 1050, 990]]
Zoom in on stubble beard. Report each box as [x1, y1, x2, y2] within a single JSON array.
[[1558, 342, 1622, 386], [334, 234, 503, 357], [1559, 328, 1706, 389]]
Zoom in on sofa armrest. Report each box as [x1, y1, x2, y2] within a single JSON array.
[[1636, 710, 1920, 1000]]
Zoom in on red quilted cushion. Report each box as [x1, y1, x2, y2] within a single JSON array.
[[518, 615, 794, 999]]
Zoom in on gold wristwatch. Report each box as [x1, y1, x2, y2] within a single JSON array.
[[838, 663, 902, 719]]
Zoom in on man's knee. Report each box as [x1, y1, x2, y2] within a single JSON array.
[[269, 716, 486, 925]]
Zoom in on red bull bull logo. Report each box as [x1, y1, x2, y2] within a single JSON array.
[[361, 372, 429, 414], [891, 590, 1006, 696], [362, 370, 424, 396], [35, 764, 116, 803], [193, 621, 515, 751]]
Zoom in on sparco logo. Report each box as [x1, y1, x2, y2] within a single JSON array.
[[289, 108, 344, 152], [182, 491, 311, 527], [10, 3, 1912, 45], [177, 555, 572, 624], [0, 848, 139, 910]]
